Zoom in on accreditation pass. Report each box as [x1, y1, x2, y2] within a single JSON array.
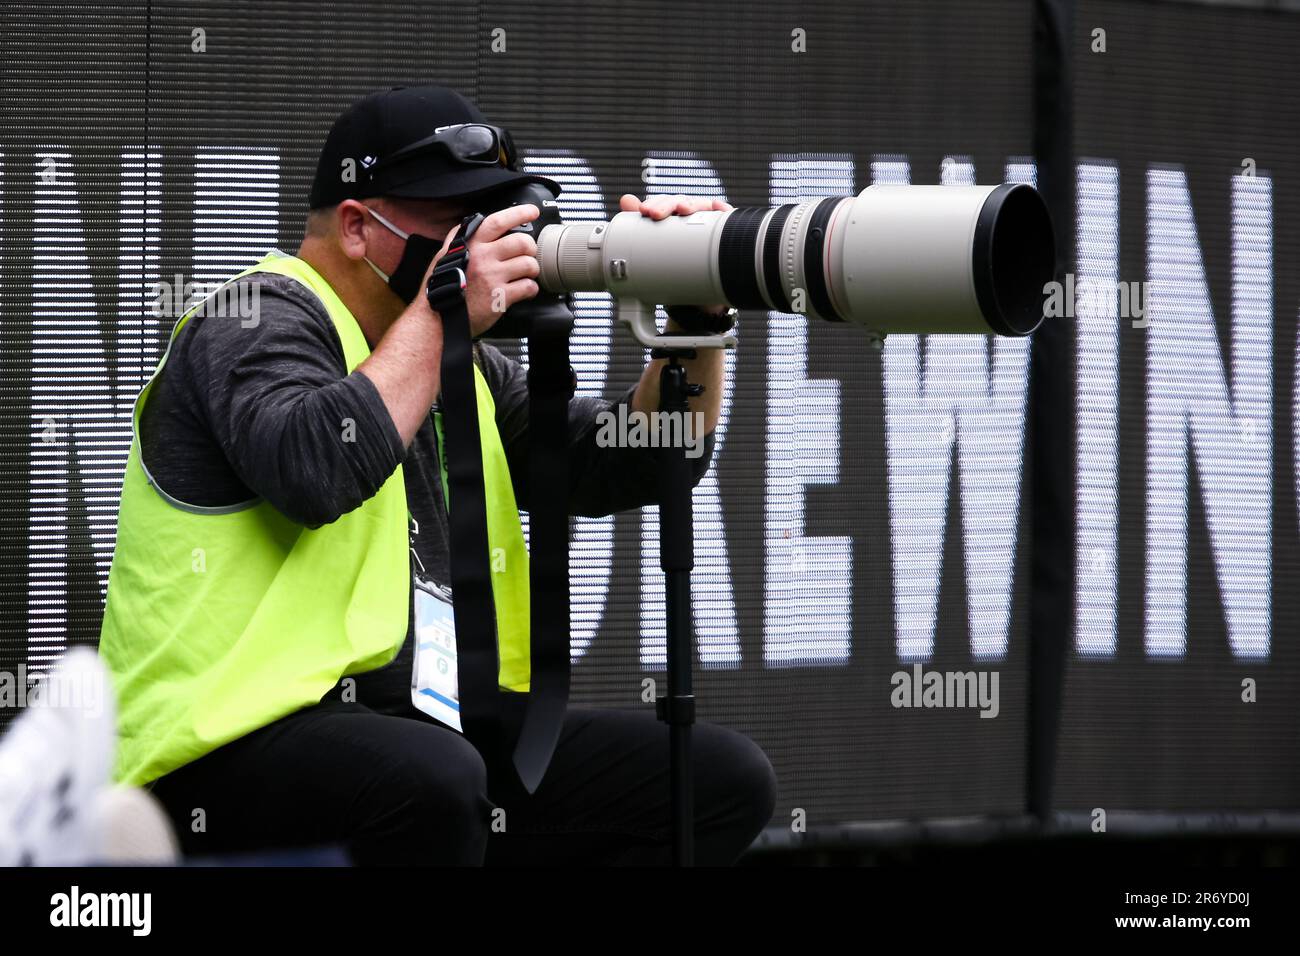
[[410, 576, 462, 732]]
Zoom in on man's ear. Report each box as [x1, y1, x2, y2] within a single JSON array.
[[336, 200, 371, 261]]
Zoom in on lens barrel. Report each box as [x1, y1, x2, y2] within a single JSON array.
[[534, 183, 1056, 338]]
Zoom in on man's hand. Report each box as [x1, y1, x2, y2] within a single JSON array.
[[618, 194, 734, 316], [423, 203, 542, 336], [618, 193, 733, 220], [368, 204, 540, 450]]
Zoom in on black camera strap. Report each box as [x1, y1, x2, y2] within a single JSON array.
[[511, 309, 575, 794], [433, 232, 503, 765], [433, 215, 572, 794]]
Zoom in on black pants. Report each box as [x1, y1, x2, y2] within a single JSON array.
[[148, 693, 777, 866]]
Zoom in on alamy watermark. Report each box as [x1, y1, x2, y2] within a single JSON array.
[[890, 663, 1000, 718], [594, 405, 706, 459], [1043, 273, 1148, 328], [0, 664, 106, 719], [149, 274, 260, 327], [50, 886, 151, 936]]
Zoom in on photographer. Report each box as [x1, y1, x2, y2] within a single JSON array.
[[98, 85, 776, 866]]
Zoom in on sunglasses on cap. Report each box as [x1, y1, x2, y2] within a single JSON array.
[[374, 122, 519, 174]]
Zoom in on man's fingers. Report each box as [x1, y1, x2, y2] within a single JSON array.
[[472, 231, 537, 265], [620, 194, 732, 219], [500, 276, 539, 309], [499, 252, 541, 283], [621, 194, 680, 219], [475, 203, 540, 244], [639, 197, 680, 220]]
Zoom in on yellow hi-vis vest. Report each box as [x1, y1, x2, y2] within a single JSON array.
[[98, 252, 531, 787]]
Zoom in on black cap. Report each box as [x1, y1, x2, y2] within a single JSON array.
[[308, 85, 561, 209]]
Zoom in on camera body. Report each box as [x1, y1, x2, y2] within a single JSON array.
[[469, 181, 571, 341]]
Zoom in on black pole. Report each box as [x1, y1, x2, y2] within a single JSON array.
[[653, 350, 701, 866], [1027, 0, 1076, 823]]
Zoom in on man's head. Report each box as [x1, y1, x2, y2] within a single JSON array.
[[299, 85, 559, 331]]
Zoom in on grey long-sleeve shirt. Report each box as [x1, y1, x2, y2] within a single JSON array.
[[137, 269, 715, 714]]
